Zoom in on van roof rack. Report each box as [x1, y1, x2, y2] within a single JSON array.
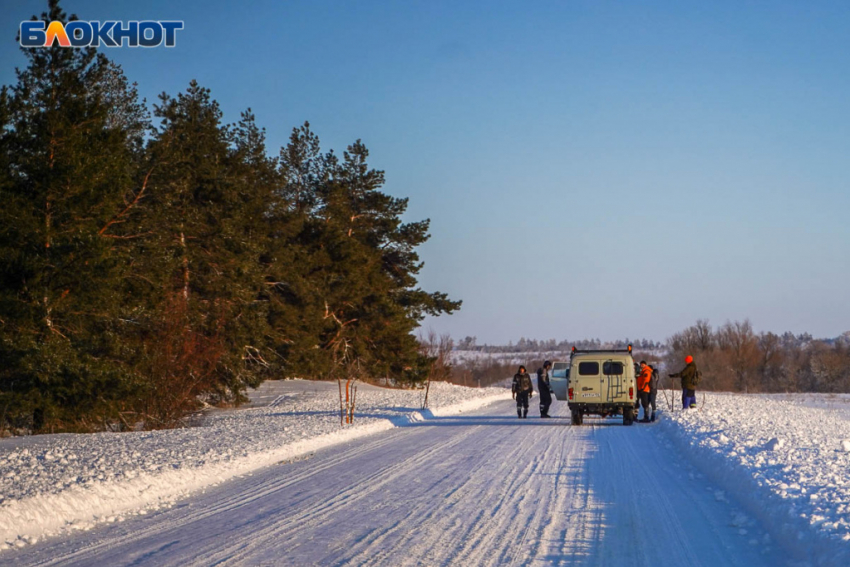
[[570, 344, 633, 358]]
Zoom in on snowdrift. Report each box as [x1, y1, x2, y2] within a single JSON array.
[[0, 381, 509, 550], [661, 392, 850, 566]]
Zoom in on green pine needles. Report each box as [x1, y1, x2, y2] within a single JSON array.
[[0, 0, 460, 434]]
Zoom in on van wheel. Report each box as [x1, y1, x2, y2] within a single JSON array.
[[623, 408, 634, 426], [571, 410, 583, 426]]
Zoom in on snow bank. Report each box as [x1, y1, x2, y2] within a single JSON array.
[[0, 381, 508, 550], [661, 393, 850, 566]]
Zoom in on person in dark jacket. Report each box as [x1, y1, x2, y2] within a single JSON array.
[[647, 364, 659, 422], [669, 356, 699, 409], [512, 365, 534, 419], [536, 361, 554, 418]]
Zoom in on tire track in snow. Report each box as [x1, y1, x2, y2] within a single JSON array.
[[530, 427, 597, 566], [24, 426, 439, 567], [15, 403, 787, 567], [340, 419, 585, 567], [539, 419, 782, 567], [194, 420, 485, 566], [593, 425, 700, 566]]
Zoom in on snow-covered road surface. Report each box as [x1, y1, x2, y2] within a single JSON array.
[[11, 399, 784, 567], [0, 381, 507, 547]]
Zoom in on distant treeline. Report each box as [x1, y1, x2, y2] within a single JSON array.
[[455, 336, 663, 353], [448, 322, 850, 393], [0, 2, 458, 434], [664, 320, 850, 393]]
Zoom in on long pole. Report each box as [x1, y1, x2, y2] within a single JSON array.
[[345, 379, 352, 424], [338, 379, 344, 426]]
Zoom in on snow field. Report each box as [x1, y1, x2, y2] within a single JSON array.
[[660, 392, 850, 566], [0, 380, 509, 551]]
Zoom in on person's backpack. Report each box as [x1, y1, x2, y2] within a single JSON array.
[[692, 369, 701, 386], [519, 373, 532, 392], [650, 369, 660, 391]]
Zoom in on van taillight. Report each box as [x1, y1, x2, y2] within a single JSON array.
[[568, 388, 573, 400], [629, 387, 633, 399]]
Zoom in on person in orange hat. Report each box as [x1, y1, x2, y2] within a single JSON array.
[[669, 355, 699, 409]]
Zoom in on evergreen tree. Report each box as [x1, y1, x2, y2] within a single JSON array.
[[1, 1, 462, 433], [266, 127, 460, 382], [0, 0, 148, 431], [263, 123, 332, 377], [325, 140, 460, 381], [136, 82, 273, 423]]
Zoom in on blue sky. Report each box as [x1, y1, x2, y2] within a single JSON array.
[[2, 1, 849, 344]]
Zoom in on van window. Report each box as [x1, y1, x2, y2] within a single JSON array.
[[578, 362, 599, 375], [603, 361, 624, 375], [552, 362, 568, 378]]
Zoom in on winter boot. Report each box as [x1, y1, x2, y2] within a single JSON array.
[[650, 412, 656, 422], [517, 408, 522, 419], [523, 409, 528, 419]]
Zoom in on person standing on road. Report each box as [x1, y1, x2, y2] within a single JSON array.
[[512, 365, 534, 419], [669, 355, 699, 409], [636, 361, 652, 422], [647, 363, 659, 422], [633, 362, 642, 414], [536, 361, 554, 418]]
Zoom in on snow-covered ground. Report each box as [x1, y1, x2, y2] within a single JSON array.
[[0, 380, 508, 550], [451, 349, 572, 366], [3, 386, 850, 566], [661, 391, 850, 566], [5, 397, 786, 567]]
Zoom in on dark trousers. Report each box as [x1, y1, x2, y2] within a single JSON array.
[[516, 391, 529, 416], [539, 390, 552, 416], [649, 391, 657, 414], [682, 388, 696, 409], [638, 391, 651, 418]]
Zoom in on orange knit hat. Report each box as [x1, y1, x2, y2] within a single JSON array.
[[685, 355, 693, 364]]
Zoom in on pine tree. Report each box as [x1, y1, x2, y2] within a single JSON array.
[[263, 123, 332, 377], [135, 82, 273, 423], [327, 140, 460, 381], [266, 127, 460, 383], [0, 0, 148, 431], [1, 2, 464, 434]]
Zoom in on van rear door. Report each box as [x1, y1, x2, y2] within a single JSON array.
[[602, 359, 626, 401], [574, 360, 602, 401]]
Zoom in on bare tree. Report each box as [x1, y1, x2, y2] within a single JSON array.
[[419, 330, 454, 408], [715, 320, 760, 392]]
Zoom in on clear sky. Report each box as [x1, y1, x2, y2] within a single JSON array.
[[2, 0, 849, 344]]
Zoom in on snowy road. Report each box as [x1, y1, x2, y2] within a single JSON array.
[[13, 400, 783, 566]]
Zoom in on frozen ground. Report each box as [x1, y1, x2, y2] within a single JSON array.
[[2, 386, 850, 566], [0, 380, 507, 551], [4, 398, 784, 567], [661, 391, 850, 566]]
